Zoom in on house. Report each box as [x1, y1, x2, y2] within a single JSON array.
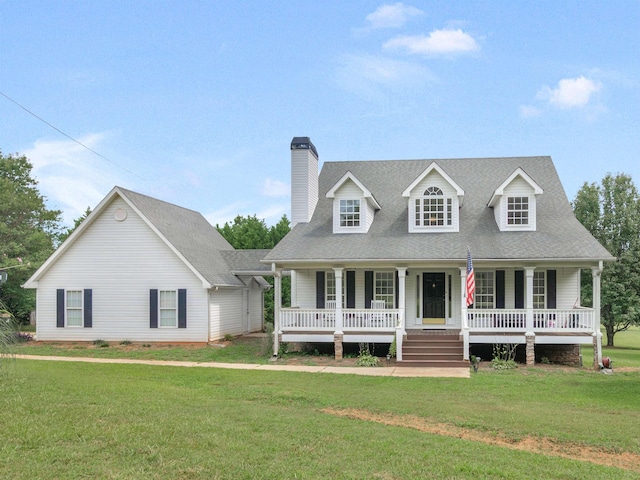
[[23, 187, 271, 343], [263, 137, 614, 367]]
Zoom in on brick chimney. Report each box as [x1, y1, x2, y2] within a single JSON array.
[[290, 137, 319, 227]]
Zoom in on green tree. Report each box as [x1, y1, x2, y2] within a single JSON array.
[[573, 173, 640, 346], [216, 214, 291, 324], [0, 151, 63, 322], [57, 206, 92, 244]]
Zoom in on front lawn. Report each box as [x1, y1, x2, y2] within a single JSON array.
[[0, 358, 639, 479]]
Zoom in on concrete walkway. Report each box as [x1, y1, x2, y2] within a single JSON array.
[[15, 354, 470, 378]]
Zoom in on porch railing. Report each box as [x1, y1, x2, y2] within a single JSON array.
[[279, 308, 398, 331], [466, 308, 596, 332]]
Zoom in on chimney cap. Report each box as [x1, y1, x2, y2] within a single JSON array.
[[291, 137, 318, 158]]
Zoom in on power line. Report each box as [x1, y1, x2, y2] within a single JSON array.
[[0, 90, 145, 180]]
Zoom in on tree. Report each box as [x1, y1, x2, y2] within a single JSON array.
[[573, 173, 640, 346], [0, 151, 63, 322], [216, 214, 291, 324]]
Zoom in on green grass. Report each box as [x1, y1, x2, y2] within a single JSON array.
[[0, 360, 638, 479], [14, 335, 273, 364]]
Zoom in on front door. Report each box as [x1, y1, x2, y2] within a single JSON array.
[[423, 273, 446, 324]]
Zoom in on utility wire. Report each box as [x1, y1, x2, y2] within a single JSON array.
[[0, 90, 145, 180]]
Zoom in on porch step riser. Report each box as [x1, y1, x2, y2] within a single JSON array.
[[399, 335, 466, 368]]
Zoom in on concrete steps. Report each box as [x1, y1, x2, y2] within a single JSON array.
[[397, 334, 469, 368]]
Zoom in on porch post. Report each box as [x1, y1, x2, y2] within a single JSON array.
[[333, 268, 344, 360], [273, 267, 282, 357], [396, 267, 407, 362], [290, 270, 297, 307], [525, 267, 535, 331], [591, 262, 603, 367], [459, 267, 470, 360]]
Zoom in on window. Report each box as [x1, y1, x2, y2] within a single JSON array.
[[325, 272, 345, 305], [533, 271, 545, 309], [159, 290, 177, 327], [414, 187, 453, 228], [339, 199, 360, 227], [475, 272, 494, 309], [375, 272, 394, 307], [66, 290, 83, 327], [507, 197, 529, 225]]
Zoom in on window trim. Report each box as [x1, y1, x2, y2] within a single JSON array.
[[533, 271, 546, 309], [339, 199, 361, 228], [159, 289, 178, 328], [65, 289, 84, 327], [408, 186, 458, 233], [506, 196, 530, 226], [474, 271, 495, 310], [374, 271, 395, 308]]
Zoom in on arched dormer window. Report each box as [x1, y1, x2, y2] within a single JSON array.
[[415, 186, 452, 227]]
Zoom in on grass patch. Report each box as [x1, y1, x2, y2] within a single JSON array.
[[0, 360, 638, 479]]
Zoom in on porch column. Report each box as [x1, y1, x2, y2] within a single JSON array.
[[525, 267, 535, 331], [290, 270, 297, 307], [273, 267, 282, 357], [591, 262, 603, 367], [396, 267, 407, 362], [333, 268, 344, 360], [459, 266, 470, 360]]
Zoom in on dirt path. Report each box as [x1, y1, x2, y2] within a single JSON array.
[[323, 408, 640, 473]]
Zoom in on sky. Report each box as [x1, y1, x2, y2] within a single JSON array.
[[1, 1, 639, 227]]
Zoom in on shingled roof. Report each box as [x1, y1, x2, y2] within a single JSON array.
[[264, 156, 613, 265]]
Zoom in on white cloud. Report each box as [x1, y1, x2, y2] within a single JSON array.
[[537, 76, 602, 109], [365, 3, 424, 29], [335, 53, 436, 99], [519, 105, 542, 118], [261, 178, 289, 197], [384, 29, 480, 56], [23, 134, 123, 225]]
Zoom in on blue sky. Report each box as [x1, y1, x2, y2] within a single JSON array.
[[1, 1, 638, 227]]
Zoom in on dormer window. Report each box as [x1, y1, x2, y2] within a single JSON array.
[[415, 187, 453, 227], [489, 168, 542, 232], [402, 163, 464, 233], [326, 171, 380, 234], [507, 196, 529, 225], [340, 199, 361, 227]]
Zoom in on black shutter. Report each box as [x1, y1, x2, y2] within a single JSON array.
[[547, 270, 557, 309], [178, 289, 187, 328], [515, 270, 524, 309], [346, 271, 355, 309], [83, 289, 92, 328], [364, 271, 373, 308], [495, 271, 505, 309], [316, 272, 325, 308], [56, 289, 65, 328], [150, 289, 158, 328]]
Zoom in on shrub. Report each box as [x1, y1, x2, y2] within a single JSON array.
[[93, 339, 109, 348], [356, 343, 379, 367], [119, 340, 132, 346], [491, 343, 518, 370], [223, 334, 234, 342]]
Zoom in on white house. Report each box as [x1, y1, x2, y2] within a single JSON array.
[[263, 137, 614, 367], [23, 187, 270, 343]]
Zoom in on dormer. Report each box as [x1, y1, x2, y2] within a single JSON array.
[[402, 163, 464, 233], [488, 167, 543, 231], [326, 171, 380, 234]]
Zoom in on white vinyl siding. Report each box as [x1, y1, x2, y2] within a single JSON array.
[[34, 196, 208, 342], [209, 289, 243, 340], [331, 180, 375, 234]]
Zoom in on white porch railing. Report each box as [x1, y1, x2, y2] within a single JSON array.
[[467, 308, 596, 332], [279, 308, 398, 331]]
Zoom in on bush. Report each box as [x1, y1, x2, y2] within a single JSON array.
[[356, 343, 379, 367], [93, 339, 109, 348], [491, 343, 518, 370]]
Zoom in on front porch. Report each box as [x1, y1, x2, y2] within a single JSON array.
[[275, 306, 599, 366]]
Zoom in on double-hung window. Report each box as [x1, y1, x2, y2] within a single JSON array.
[[507, 196, 529, 225], [159, 290, 178, 327], [375, 272, 394, 307], [475, 272, 494, 309], [66, 290, 83, 327], [533, 271, 545, 309], [339, 199, 360, 227]]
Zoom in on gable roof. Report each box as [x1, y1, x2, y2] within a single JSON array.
[[264, 156, 614, 265], [401, 162, 465, 199], [488, 167, 543, 207], [326, 171, 381, 209], [24, 187, 268, 289]]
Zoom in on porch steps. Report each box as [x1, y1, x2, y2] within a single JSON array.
[[398, 334, 468, 368]]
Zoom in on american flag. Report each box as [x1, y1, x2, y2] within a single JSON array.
[[466, 247, 475, 307]]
